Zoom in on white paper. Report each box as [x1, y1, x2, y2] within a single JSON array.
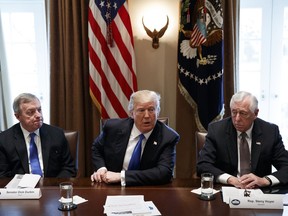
[[222, 186, 264, 204], [283, 194, 288, 205], [59, 195, 88, 205], [5, 174, 24, 188], [145, 201, 161, 215], [282, 194, 288, 215], [283, 206, 288, 216], [18, 174, 41, 188], [191, 187, 220, 195], [5, 174, 41, 189], [104, 195, 161, 216], [73, 195, 88, 205]]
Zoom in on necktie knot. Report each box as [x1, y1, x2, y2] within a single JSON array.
[[241, 132, 247, 139], [30, 133, 36, 139], [138, 134, 145, 142]]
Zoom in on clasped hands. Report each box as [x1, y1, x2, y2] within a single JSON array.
[[90, 168, 121, 184], [227, 173, 271, 189]]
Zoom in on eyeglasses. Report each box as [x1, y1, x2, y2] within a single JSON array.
[[231, 110, 250, 119], [135, 107, 156, 115]]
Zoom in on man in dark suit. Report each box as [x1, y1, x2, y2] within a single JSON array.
[[91, 90, 180, 186], [197, 91, 288, 189], [0, 93, 76, 178]]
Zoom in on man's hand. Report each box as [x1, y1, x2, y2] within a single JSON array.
[[90, 168, 107, 182], [227, 176, 246, 188], [239, 173, 271, 188], [102, 171, 121, 184]]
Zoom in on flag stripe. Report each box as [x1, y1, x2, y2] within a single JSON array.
[[190, 24, 206, 47], [88, 40, 127, 118], [89, 76, 109, 118], [88, 0, 137, 118], [89, 7, 132, 99]]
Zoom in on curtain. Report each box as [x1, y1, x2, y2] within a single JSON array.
[[223, 0, 239, 116], [175, 0, 239, 179], [0, 15, 13, 131], [48, 0, 100, 177]]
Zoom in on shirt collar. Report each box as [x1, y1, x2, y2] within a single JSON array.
[[131, 124, 153, 140], [236, 123, 253, 139], [19, 124, 40, 138]]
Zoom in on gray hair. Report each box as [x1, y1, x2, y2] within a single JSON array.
[[230, 91, 258, 112], [13, 93, 40, 114], [128, 90, 161, 115]]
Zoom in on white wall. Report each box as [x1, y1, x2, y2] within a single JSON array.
[[128, 0, 180, 129]]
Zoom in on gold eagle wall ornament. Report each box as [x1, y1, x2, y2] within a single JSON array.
[[142, 16, 169, 49]]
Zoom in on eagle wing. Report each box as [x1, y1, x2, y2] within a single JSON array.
[[142, 17, 154, 38], [157, 16, 169, 38], [203, 29, 223, 47]]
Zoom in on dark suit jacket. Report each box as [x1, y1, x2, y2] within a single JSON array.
[[92, 118, 180, 186], [0, 123, 76, 178], [197, 117, 288, 184]]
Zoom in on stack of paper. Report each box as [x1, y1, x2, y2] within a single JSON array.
[[5, 174, 41, 188], [104, 195, 161, 216], [283, 194, 288, 215]]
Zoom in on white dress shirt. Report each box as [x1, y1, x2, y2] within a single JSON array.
[[20, 125, 44, 175]]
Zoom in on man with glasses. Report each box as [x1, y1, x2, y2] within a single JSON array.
[[197, 91, 288, 189], [91, 90, 179, 186]]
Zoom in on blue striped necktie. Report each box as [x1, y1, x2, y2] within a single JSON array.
[[128, 134, 145, 170], [29, 133, 43, 176]]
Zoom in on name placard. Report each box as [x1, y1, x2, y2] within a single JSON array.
[[0, 188, 42, 199], [229, 194, 284, 209]]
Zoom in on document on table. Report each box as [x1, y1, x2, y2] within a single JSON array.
[[283, 194, 288, 214], [104, 195, 161, 216], [5, 174, 41, 188], [221, 186, 264, 204]]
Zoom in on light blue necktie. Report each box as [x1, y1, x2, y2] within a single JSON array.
[[128, 134, 145, 170], [29, 133, 43, 176]]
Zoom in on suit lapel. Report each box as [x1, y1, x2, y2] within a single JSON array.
[[113, 119, 134, 167], [13, 124, 29, 173], [141, 122, 161, 163], [39, 125, 50, 175], [251, 120, 262, 172], [226, 121, 238, 173]]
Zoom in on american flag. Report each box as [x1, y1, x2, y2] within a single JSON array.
[[190, 20, 207, 47], [88, 0, 137, 119]]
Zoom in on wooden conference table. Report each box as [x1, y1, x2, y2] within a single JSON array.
[[0, 178, 284, 216]]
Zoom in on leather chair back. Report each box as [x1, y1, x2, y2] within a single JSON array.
[[195, 131, 207, 160], [193, 131, 207, 178], [64, 130, 79, 177]]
